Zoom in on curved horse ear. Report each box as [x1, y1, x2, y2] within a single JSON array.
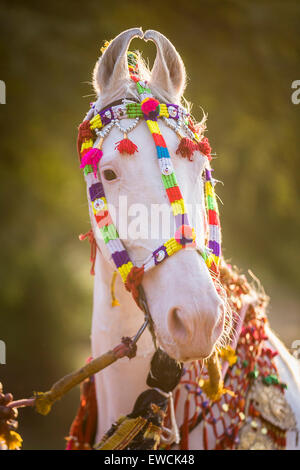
[[93, 28, 143, 95], [144, 30, 186, 102]]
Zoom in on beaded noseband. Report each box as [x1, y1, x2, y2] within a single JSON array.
[[77, 52, 221, 314]]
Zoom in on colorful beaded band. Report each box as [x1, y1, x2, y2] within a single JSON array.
[[89, 101, 186, 131]]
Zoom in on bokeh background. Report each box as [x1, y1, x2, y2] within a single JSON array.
[[0, 0, 299, 449]]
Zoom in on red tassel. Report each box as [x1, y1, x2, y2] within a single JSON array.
[[79, 229, 97, 276], [77, 120, 94, 160], [176, 137, 197, 161], [115, 136, 138, 155], [197, 137, 212, 160], [125, 266, 144, 306], [65, 360, 97, 450]]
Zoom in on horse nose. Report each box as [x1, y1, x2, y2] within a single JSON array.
[[167, 307, 193, 345], [167, 299, 225, 356]]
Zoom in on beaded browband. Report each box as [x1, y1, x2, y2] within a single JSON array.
[[77, 52, 221, 305]]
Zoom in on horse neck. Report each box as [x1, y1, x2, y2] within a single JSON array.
[[91, 251, 154, 439]]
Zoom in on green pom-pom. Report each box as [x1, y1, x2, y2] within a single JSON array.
[[262, 374, 279, 386]]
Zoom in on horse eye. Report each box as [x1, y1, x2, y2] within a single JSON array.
[[103, 169, 117, 181]]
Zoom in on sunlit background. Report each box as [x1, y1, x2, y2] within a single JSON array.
[[0, 0, 299, 449]]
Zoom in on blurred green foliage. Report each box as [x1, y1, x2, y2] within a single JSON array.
[[0, 0, 299, 449]]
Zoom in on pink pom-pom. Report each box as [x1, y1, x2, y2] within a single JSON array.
[[141, 98, 160, 114], [175, 225, 196, 247], [80, 148, 103, 176]]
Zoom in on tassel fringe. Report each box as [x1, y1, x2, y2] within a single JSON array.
[[79, 229, 97, 276], [80, 148, 103, 177], [96, 416, 147, 450], [111, 271, 120, 307], [125, 266, 145, 306], [175, 136, 212, 162], [197, 137, 212, 160], [176, 137, 197, 161], [77, 120, 94, 160], [115, 136, 138, 155], [65, 369, 97, 450], [201, 351, 235, 402]]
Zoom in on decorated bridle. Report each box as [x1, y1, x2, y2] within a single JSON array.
[[77, 51, 222, 321]]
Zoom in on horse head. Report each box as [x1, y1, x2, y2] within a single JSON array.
[[85, 28, 230, 362]]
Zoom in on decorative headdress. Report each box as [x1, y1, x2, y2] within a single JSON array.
[[77, 51, 222, 306]]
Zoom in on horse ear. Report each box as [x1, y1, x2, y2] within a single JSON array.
[[144, 30, 186, 102], [93, 28, 143, 95]]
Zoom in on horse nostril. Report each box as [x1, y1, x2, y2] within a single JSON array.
[[168, 308, 191, 344]]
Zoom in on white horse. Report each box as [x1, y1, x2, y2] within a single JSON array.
[[87, 28, 300, 449]]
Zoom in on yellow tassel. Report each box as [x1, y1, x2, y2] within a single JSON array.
[[0, 430, 23, 450], [219, 345, 238, 367], [7, 431, 23, 450], [111, 271, 120, 307], [34, 391, 53, 415], [200, 351, 236, 402]]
